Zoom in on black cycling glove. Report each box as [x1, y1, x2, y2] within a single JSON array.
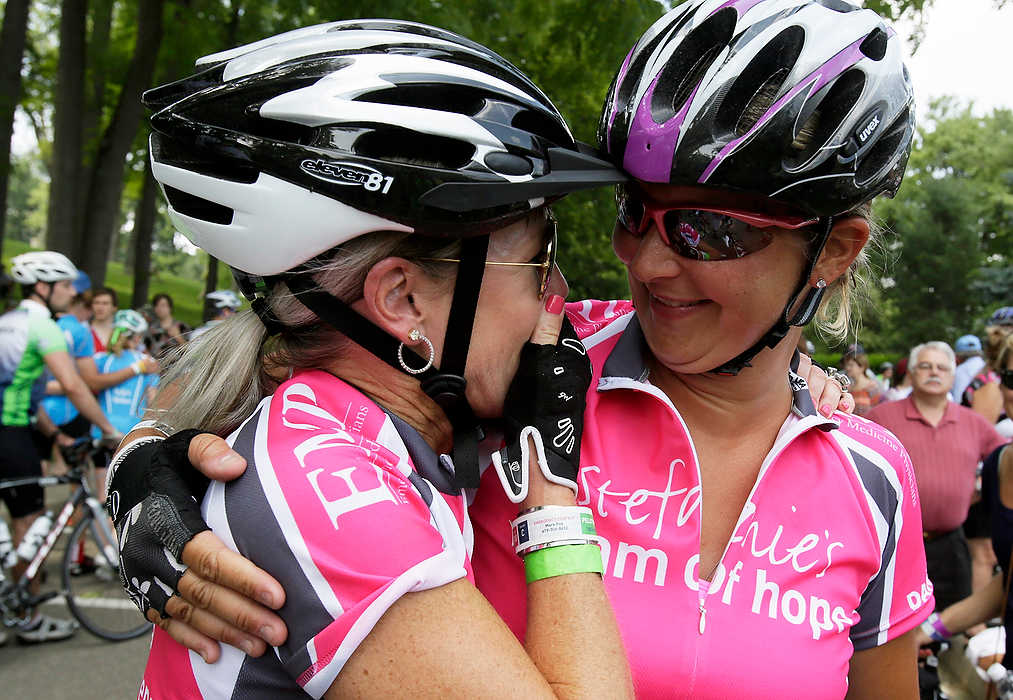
[[106, 429, 211, 618], [490, 317, 591, 503]]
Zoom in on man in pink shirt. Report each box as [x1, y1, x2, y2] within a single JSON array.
[[866, 341, 1006, 611]]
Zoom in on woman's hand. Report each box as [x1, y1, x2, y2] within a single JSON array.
[[490, 295, 592, 506], [796, 352, 855, 417], [109, 430, 286, 662]]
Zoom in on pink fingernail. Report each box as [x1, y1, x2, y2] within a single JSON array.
[[544, 294, 565, 314], [819, 404, 833, 418]]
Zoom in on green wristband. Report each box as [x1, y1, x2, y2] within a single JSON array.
[[524, 543, 604, 584]]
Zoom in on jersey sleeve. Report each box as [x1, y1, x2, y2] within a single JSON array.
[[214, 386, 470, 698], [31, 318, 68, 356], [849, 441, 933, 650]]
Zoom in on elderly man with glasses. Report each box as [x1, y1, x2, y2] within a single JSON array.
[[867, 341, 1006, 614]]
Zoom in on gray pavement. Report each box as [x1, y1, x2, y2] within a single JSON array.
[[1, 481, 150, 699]]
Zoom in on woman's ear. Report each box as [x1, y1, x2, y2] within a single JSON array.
[[359, 258, 431, 342], [813, 216, 870, 285]]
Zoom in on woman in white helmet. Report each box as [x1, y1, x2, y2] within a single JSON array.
[[109, 21, 636, 699]]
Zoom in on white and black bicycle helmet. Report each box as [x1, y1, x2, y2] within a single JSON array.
[[144, 20, 625, 486], [145, 19, 625, 277], [598, 0, 914, 374], [205, 289, 242, 311], [9, 251, 79, 284]]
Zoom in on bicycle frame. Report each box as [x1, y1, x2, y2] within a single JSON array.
[[0, 468, 116, 624]]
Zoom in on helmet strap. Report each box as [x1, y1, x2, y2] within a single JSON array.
[[276, 236, 491, 489], [709, 216, 834, 376]]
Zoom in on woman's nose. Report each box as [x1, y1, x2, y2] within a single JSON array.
[[625, 223, 683, 281]]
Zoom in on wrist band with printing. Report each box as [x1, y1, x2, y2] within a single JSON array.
[[524, 543, 604, 584], [511, 505, 597, 556]]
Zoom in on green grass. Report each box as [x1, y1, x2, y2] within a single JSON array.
[[2, 240, 233, 327]]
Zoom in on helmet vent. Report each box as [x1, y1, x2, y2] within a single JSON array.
[[354, 127, 475, 170], [512, 109, 571, 147], [164, 185, 234, 225], [716, 25, 805, 137], [855, 104, 910, 186], [859, 27, 889, 61], [650, 8, 736, 124], [358, 84, 487, 117], [614, 9, 696, 117], [813, 0, 860, 12], [785, 68, 865, 167]]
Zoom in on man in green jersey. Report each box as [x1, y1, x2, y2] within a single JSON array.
[[0, 251, 121, 644]]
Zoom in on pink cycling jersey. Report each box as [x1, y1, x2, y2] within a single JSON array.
[[471, 300, 933, 699], [140, 370, 472, 699]]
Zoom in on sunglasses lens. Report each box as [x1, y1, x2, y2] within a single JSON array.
[[660, 210, 774, 261]]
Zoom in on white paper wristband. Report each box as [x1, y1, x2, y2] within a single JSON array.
[[511, 505, 597, 556]]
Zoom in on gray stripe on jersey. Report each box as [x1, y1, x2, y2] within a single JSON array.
[[224, 410, 327, 684], [847, 448, 900, 649], [230, 650, 309, 700]]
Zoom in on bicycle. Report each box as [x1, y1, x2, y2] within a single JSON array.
[[0, 438, 150, 641]]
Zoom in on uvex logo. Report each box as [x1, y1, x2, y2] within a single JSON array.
[[857, 114, 881, 144], [300, 159, 394, 193]]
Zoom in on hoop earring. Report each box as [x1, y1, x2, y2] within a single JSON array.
[[397, 329, 434, 375]]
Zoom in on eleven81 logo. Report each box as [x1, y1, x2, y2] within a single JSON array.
[[300, 159, 394, 194]]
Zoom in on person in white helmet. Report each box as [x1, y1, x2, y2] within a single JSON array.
[[0, 251, 122, 644], [188, 290, 242, 341]]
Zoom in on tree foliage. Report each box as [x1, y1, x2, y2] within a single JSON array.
[[864, 101, 1013, 352], [0, 0, 961, 305]]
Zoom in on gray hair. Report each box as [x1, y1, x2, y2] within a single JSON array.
[[148, 231, 461, 437], [908, 341, 956, 373]]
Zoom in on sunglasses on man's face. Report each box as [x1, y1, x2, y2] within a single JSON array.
[[615, 186, 819, 261], [421, 209, 557, 300]]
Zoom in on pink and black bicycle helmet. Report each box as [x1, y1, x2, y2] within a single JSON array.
[[599, 0, 915, 218]]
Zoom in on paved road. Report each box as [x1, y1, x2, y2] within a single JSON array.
[[2, 481, 150, 698]]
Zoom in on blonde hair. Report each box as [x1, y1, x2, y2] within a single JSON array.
[[150, 231, 461, 436], [994, 332, 1013, 373]]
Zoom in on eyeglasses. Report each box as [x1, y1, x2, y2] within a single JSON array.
[[615, 186, 819, 261], [914, 362, 953, 373], [1000, 369, 1013, 390], [421, 209, 557, 300]]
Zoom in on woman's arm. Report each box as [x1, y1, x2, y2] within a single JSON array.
[[913, 573, 1004, 648], [846, 629, 919, 699]]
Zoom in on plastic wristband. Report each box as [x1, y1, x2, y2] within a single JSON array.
[[524, 543, 604, 584], [131, 361, 142, 376], [922, 612, 951, 642], [512, 505, 597, 556]]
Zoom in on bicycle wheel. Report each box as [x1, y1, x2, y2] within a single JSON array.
[[61, 514, 151, 641]]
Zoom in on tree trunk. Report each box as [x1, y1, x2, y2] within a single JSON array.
[[46, 0, 88, 257], [76, 0, 114, 227], [79, 0, 165, 286], [130, 155, 157, 309], [0, 0, 34, 255], [203, 256, 219, 323]]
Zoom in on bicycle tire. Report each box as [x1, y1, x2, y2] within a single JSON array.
[[61, 514, 150, 641]]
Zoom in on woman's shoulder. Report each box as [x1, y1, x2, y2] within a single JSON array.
[[826, 413, 917, 492]]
